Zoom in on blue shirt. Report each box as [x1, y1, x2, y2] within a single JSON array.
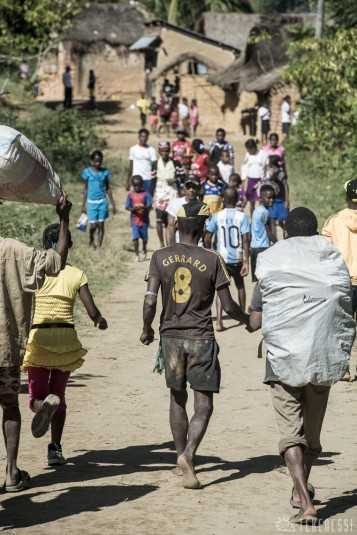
[[82, 167, 111, 201], [251, 204, 270, 248], [206, 208, 250, 264]]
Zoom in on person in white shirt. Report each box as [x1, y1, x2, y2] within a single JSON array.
[[281, 95, 292, 137], [166, 176, 200, 245], [178, 97, 190, 133], [126, 128, 157, 195], [217, 149, 234, 185], [241, 138, 268, 216], [258, 103, 271, 144]]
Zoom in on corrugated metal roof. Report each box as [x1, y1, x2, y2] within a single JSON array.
[[129, 35, 160, 51]]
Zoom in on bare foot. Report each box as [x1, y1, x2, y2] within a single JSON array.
[[177, 454, 201, 489], [216, 324, 226, 332], [171, 466, 183, 476]]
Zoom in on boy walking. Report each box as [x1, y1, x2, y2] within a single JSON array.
[[251, 184, 277, 281], [205, 187, 250, 330], [140, 201, 249, 489], [125, 175, 152, 262]]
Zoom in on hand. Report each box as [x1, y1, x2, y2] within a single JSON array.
[[140, 328, 155, 345], [284, 200, 290, 209], [56, 190, 72, 221], [95, 316, 108, 330], [125, 183, 131, 192], [112, 205, 117, 216], [240, 263, 249, 277], [81, 207, 86, 214]]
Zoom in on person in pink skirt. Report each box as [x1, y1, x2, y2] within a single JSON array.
[[189, 99, 199, 136]]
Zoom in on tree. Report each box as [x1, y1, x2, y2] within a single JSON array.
[[0, 0, 84, 60]]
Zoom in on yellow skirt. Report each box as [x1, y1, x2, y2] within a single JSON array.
[[23, 327, 87, 372]]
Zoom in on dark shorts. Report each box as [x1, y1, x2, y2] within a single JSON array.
[[161, 337, 221, 393], [251, 247, 268, 282], [282, 122, 291, 134], [269, 199, 289, 222], [156, 209, 168, 226], [160, 114, 170, 124], [226, 262, 244, 289], [261, 119, 270, 134], [352, 286, 357, 315]]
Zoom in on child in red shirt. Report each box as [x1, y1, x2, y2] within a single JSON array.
[[125, 175, 153, 262]]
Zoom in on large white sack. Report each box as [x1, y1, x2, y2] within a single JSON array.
[[0, 125, 61, 205], [256, 236, 356, 386]]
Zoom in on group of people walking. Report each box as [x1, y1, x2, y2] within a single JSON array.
[[1, 112, 356, 529]]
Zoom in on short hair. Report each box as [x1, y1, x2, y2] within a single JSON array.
[[192, 138, 205, 154], [223, 186, 238, 203], [345, 179, 357, 202], [260, 184, 275, 195], [220, 149, 229, 156], [90, 150, 103, 160], [269, 132, 279, 141], [229, 172, 242, 184], [285, 207, 318, 237], [245, 138, 258, 150], [269, 155, 283, 167], [138, 128, 149, 136], [208, 164, 219, 174], [177, 215, 206, 237], [216, 128, 225, 135], [42, 224, 72, 250], [132, 175, 143, 184]]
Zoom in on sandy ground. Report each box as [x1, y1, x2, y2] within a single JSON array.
[[1, 99, 357, 534]]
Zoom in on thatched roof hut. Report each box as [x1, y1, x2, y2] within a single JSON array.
[[198, 13, 315, 93], [62, 2, 150, 48], [149, 52, 221, 81]]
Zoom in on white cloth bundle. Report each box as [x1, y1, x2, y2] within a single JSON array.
[[0, 125, 61, 205]]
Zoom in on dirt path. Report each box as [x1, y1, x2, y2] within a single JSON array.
[[1, 101, 356, 534]]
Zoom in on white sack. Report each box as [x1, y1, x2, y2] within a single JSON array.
[[256, 236, 356, 386], [0, 125, 61, 205]]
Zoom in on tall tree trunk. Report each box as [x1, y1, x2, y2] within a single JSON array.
[[168, 0, 178, 24], [315, 0, 324, 38]]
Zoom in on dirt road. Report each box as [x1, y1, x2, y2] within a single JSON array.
[[1, 101, 356, 534]]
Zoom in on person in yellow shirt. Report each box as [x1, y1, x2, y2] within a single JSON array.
[[23, 224, 107, 465], [136, 92, 150, 128], [322, 178, 357, 381]]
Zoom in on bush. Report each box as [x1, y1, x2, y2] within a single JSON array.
[[16, 106, 107, 179]]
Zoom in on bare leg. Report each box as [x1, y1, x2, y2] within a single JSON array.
[[2, 395, 21, 487], [178, 390, 213, 489], [238, 287, 246, 312], [133, 239, 139, 256], [97, 222, 105, 247], [156, 220, 165, 248], [170, 389, 188, 473], [215, 295, 225, 331], [142, 239, 147, 255], [271, 218, 278, 241], [51, 411, 66, 444], [284, 446, 317, 518], [89, 223, 98, 246], [250, 201, 256, 218]]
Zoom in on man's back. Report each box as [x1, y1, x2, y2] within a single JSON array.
[[148, 243, 229, 339], [207, 208, 250, 264]]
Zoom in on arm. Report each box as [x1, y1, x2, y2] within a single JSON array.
[[81, 182, 87, 213], [126, 160, 133, 191], [240, 233, 250, 277], [204, 231, 214, 249], [217, 285, 250, 326], [55, 190, 72, 269], [249, 310, 262, 332], [105, 179, 117, 215], [265, 222, 277, 244], [166, 214, 176, 245], [283, 179, 289, 209], [140, 276, 161, 345], [78, 284, 107, 329]]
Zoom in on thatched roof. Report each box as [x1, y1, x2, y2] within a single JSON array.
[[149, 52, 221, 81], [195, 12, 316, 53], [206, 14, 310, 93], [62, 3, 150, 46]]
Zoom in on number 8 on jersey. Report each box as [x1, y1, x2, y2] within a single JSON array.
[[172, 267, 192, 304]]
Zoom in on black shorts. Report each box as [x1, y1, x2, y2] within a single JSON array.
[[250, 247, 268, 282], [226, 262, 244, 289], [261, 119, 270, 134], [155, 209, 168, 226], [282, 122, 291, 134], [161, 337, 221, 393], [160, 114, 170, 124]]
